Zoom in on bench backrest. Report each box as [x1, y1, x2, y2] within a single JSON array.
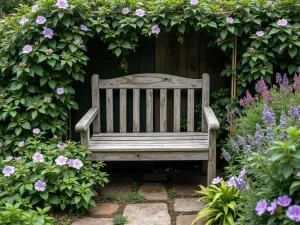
[[91, 73, 210, 133]]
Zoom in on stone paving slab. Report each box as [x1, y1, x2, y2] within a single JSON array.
[[99, 177, 132, 197], [72, 217, 113, 225], [138, 183, 168, 200], [176, 215, 204, 225], [174, 198, 205, 212], [173, 184, 201, 197], [123, 203, 171, 225], [91, 203, 119, 215]]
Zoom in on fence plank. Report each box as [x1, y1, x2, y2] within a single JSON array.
[[160, 89, 167, 132], [174, 89, 181, 132], [187, 89, 194, 132], [133, 89, 140, 132], [106, 89, 113, 133], [120, 89, 127, 133], [146, 89, 153, 132]]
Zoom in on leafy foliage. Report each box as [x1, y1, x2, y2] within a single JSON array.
[[0, 133, 109, 212], [113, 215, 128, 225], [193, 180, 243, 225]]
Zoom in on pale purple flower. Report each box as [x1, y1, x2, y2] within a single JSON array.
[[56, 87, 64, 95], [20, 18, 29, 26], [297, 172, 300, 177], [238, 168, 247, 179], [212, 177, 223, 184], [23, 45, 32, 54], [80, 24, 88, 31], [234, 178, 249, 192], [286, 205, 300, 222], [55, 156, 68, 166], [67, 159, 74, 167], [135, 9, 145, 17], [72, 159, 83, 169], [267, 200, 277, 215], [34, 180, 46, 192], [6, 156, 13, 161], [222, 149, 231, 162], [277, 195, 292, 207], [32, 5, 39, 13], [46, 48, 53, 55], [277, 19, 288, 27], [256, 200, 267, 216], [56, 0, 68, 9], [122, 7, 130, 14], [36, 16, 46, 25], [18, 141, 25, 148], [226, 17, 234, 24], [256, 31, 264, 37], [190, 0, 199, 5], [2, 166, 15, 177], [32, 152, 44, 163], [227, 177, 237, 187], [283, 73, 289, 85], [231, 139, 239, 152], [276, 72, 282, 83], [32, 128, 40, 134], [57, 143, 67, 150], [151, 25, 160, 34], [43, 28, 54, 39], [266, 1, 274, 8], [216, 37, 223, 42]]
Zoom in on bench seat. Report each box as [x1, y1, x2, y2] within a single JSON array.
[[89, 133, 209, 161]]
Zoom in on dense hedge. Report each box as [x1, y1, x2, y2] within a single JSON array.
[[0, 0, 299, 149]]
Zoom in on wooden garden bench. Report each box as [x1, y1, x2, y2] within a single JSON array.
[[75, 73, 219, 184]]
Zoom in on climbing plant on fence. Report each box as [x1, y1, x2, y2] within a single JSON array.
[[0, 0, 299, 150]]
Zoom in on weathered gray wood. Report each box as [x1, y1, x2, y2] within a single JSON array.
[[80, 129, 90, 147], [120, 89, 127, 133], [203, 107, 220, 130], [98, 73, 202, 89], [160, 89, 167, 132], [133, 89, 140, 132], [91, 151, 208, 161], [75, 108, 98, 132], [106, 89, 113, 133], [174, 89, 181, 132], [90, 140, 208, 146], [91, 74, 100, 134], [207, 130, 217, 185], [202, 73, 210, 133], [187, 89, 194, 132], [146, 89, 153, 132]]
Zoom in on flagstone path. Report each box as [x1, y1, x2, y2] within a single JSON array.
[[72, 175, 208, 225]]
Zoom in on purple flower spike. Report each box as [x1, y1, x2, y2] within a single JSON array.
[[276, 72, 282, 83], [263, 104, 276, 126], [222, 149, 231, 162], [212, 177, 223, 185], [122, 7, 130, 14], [43, 28, 54, 39], [256, 200, 267, 216], [34, 180, 46, 192], [293, 74, 300, 91], [238, 168, 247, 179], [283, 73, 289, 85], [227, 177, 237, 187], [267, 200, 277, 215], [280, 111, 287, 129], [151, 25, 160, 34], [226, 17, 234, 24], [286, 205, 300, 222], [289, 101, 299, 120], [277, 195, 292, 207]]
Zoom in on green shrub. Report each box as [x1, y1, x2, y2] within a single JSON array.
[[0, 203, 54, 225], [0, 0, 34, 17], [113, 215, 128, 225], [0, 132, 109, 211], [193, 180, 243, 225]]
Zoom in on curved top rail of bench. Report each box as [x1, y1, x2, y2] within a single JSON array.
[[96, 73, 205, 89]]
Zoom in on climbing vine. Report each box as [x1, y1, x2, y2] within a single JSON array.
[[0, 0, 299, 148]]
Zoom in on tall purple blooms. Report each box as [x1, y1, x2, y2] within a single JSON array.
[[276, 72, 282, 83], [293, 73, 300, 91], [239, 91, 255, 107], [263, 104, 276, 126], [231, 139, 239, 152], [256, 77, 273, 103], [222, 149, 231, 162], [289, 101, 298, 120], [280, 111, 287, 129], [212, 177, 223, 184]]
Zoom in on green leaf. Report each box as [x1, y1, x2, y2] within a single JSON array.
[[121, 42, 131, 49], [288, 46, 297, 58], [49, 195, 60, 205], [108, 43, 118, 50], [288, 64, 297, 74], [74, 196, 81, 204], [48, 80, 56, 89], [21, 122, 31, 130], [40, 192, 49, 201], [178, 24, 185, 33], [207, 21, 217, 28], [281, 164, 294, 179], [115, 48, 121, 57], [220, 29, 228, 39], [290, 181, 300, 195], [136, 19, 144, 28], [62, 18, 70, 27], [32, 110, 38, 120], [40, 77, 48, 86], [270, 152, 284, 161], [15, 127, 22, 136], [278, 32, 288, 42], [291, 151, 300, 160], [227, 26, 235, 33], [33, 65, 43, 76], [38, 55, 47, 63]]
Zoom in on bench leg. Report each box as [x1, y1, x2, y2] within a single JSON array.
[[207, 129, 216, 186], [80, 128, 90, 147]]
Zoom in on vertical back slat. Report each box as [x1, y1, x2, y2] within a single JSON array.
[[106, 89, 113, 133], [202, 73, 210, 133], [173, 89, 181, 132], [160, 89, 167, 132], [133, 89, 140, 132], [187, 89, 194, 132], [146, 89, 153, 132], [91, 74, 100, 133], [120, 89, 127, 133]]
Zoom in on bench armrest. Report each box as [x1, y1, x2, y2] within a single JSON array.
[[203, 107, 220, 131], [75, 108, 98, 132]]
